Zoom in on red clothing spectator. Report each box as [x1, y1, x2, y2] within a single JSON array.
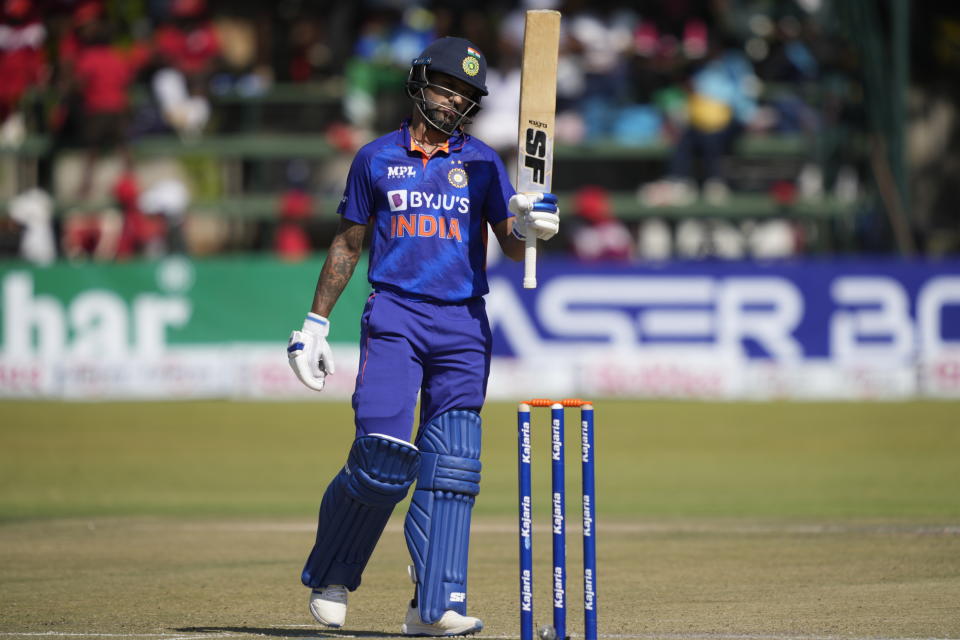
[[154, 21, 220, 76], [58, 1, 103, 64], [569, 186, 634, 262], [70, 40, 148, 157], [280, 189, 310, 219], [73, 44, 149, 113], [275, 223, 311, 261], [274, 189, 312, 261], [0, 0, 46, 123], [113, 174, 166, 259], [151, 0, 220, 138], [62, 211, 121, 260], [66, 14, 149, 199]]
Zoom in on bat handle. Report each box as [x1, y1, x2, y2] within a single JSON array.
[[523, 234, 537, 289]]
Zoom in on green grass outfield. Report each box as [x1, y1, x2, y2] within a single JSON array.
[[2, 400, 959, 521], [1, 400, 959, 639]]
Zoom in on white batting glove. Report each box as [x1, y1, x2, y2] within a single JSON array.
[[509, 192, 560, 241], [287, 313, 336, 392]]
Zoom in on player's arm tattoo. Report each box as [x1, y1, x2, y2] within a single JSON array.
[[310, 219, 367, 317]]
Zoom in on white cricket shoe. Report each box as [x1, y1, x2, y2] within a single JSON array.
[[308, 585, 348, 628], [401, 602, 483, 636]]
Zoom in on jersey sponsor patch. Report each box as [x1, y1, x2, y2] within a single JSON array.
[[386, 190, 470, 214], [387, 189, 408, 211], [387, 166, 417, 179]]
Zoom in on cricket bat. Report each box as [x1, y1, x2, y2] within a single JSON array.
[[516, 9, 561, 289]]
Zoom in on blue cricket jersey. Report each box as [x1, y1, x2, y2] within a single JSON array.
[[337, 120, 515, 302]]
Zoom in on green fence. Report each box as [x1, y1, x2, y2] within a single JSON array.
[[0, 255, 370, 355]]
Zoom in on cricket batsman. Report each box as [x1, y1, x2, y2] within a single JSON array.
[[287, 37, 560, 635]]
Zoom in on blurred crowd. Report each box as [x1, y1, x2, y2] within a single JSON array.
[[0, 0, 936, 264], [1, 0, 237, 263]]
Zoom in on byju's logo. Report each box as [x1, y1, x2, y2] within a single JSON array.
[[387, 190, 408, 211], [387, 190, 470, 214], [387, 166, 416, 179]]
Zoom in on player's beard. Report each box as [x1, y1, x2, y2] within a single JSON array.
[[420, 98, 468, 136], [426, 104, 459, 131]]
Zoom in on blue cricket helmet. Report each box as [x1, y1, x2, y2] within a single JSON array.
[[407, 37, 488, 97], [406, 37, 488, 134]]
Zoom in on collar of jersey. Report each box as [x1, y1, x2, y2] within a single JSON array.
[[397, 119, 466, 156], [411, 138, 449, 156]]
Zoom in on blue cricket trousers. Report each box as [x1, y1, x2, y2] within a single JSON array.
[[351, 289, 492, 443]]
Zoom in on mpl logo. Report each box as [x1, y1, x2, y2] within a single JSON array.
[[387, 165, 416, 179], [387, 190, 407, 212]]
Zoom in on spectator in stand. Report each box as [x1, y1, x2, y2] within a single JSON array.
[[8, 188, 56, 265], [46, 1, 99, 155], [66, 11, 150, 201], [62, 208, 121, 260], [0, 0, 47, 147], [275, 189, 313, 262], [754, 14, 825, 202], [633, 0, 712, 62], [152, 0, 221, 138], [113, 173, 169, 260], [138, 178, 189, 254], [640, 33, 760, 206], [343, 8, 433, 132], [568, 185, 633, 261], [57, 1, 101, 70], [564, 3, 636, 142], [274, 159, 314, 262]]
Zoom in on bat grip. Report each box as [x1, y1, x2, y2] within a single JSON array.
[[523, 234, 537, 289]]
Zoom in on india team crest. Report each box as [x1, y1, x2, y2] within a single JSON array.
[[448, 167, 468, 188], [462, 56, 480, 76]]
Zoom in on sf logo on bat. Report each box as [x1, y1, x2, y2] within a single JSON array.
[[523, 120, 549, 187]]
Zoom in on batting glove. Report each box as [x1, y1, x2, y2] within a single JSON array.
[[509, 192, 560, 241], [287, 313, 336, 392]]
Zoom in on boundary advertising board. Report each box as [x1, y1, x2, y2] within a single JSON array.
[[2, 257, 958, 399]]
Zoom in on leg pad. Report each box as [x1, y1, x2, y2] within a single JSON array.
[[404, 410, 482, 624], [302, 434, 419, 590]]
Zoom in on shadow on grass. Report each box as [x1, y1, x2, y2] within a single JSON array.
[[175, 626, 398, 638]]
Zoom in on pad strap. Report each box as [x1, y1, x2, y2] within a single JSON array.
[[404, 410, 482, 623]]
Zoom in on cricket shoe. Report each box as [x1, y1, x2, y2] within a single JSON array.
[[308, 585, 348, 628], [401, 602, 483, 636]]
